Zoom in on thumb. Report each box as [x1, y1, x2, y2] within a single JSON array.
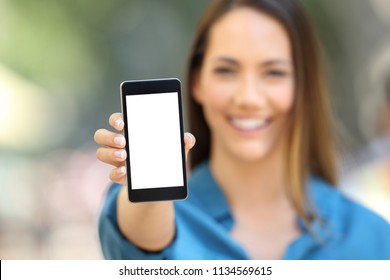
[[184, 132, 196, 161]]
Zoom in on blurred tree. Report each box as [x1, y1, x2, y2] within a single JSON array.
[[0, 0, 387, 157]]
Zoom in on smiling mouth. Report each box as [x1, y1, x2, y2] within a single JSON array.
[[229, 117, 271, 131]]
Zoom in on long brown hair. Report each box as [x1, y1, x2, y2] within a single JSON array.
[[186, 0, 338, 225]]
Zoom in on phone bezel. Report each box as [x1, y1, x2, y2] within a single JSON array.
[[120, 78, 188, 202]]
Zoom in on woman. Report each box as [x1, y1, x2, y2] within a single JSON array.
[[94, 0, 390, 259]]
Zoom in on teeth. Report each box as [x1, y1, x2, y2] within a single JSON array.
[[230, 118, 268, 130]]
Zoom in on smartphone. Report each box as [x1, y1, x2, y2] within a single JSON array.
[[120, 78, 188, 202]]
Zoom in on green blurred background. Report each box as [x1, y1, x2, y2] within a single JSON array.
[[0, 0, 389, 259]]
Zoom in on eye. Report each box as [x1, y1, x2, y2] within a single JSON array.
[[266, 70, 288, 78], [213, 67, 235, 76]]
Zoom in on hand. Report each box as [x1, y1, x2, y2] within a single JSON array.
[[94, 112, 196, 186]]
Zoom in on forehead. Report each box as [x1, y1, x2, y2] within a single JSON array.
[[206, 7, 291, 61]]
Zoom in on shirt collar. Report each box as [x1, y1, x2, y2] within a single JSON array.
[[188, 162, 342, 248], [284, 178, 344, 259], [306, 177, 344, 239]]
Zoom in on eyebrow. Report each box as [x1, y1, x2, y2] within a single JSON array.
[[214, 56, 292, 67]]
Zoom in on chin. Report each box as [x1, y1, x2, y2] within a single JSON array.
[[230, 144, 274, 163]]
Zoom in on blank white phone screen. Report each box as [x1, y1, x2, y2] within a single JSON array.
[[126, 92, 184, 189]]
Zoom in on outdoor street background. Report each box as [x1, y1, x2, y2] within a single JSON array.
[[0, 0, 389, 259]]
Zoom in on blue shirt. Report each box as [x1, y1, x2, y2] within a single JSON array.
[[98, 161, 390, 259]]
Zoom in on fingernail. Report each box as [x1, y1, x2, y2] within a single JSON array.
[[114, 150, 126, 159], [185, 133, 195, 145], [114, 136, 125, 146], [115, 119, 124, 129], [117, 166, 126, 175]]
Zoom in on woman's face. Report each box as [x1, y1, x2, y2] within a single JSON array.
[[194, 7, 295, 163]]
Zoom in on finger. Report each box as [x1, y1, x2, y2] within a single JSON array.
[[184, 132, 196, 160], [94, 129, 126, 148], [109, 166, 128, 186], [96, 147, 127, 167], [109, 113, 124, 131]]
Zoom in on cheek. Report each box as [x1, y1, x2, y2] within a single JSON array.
[[269, 81, 295, 114], [200, 76, 234, 110]]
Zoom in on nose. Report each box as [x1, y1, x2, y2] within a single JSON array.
[[233, 75, 265, 108]]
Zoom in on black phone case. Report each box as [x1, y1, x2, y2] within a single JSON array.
[[120, 78, 188, 202]]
